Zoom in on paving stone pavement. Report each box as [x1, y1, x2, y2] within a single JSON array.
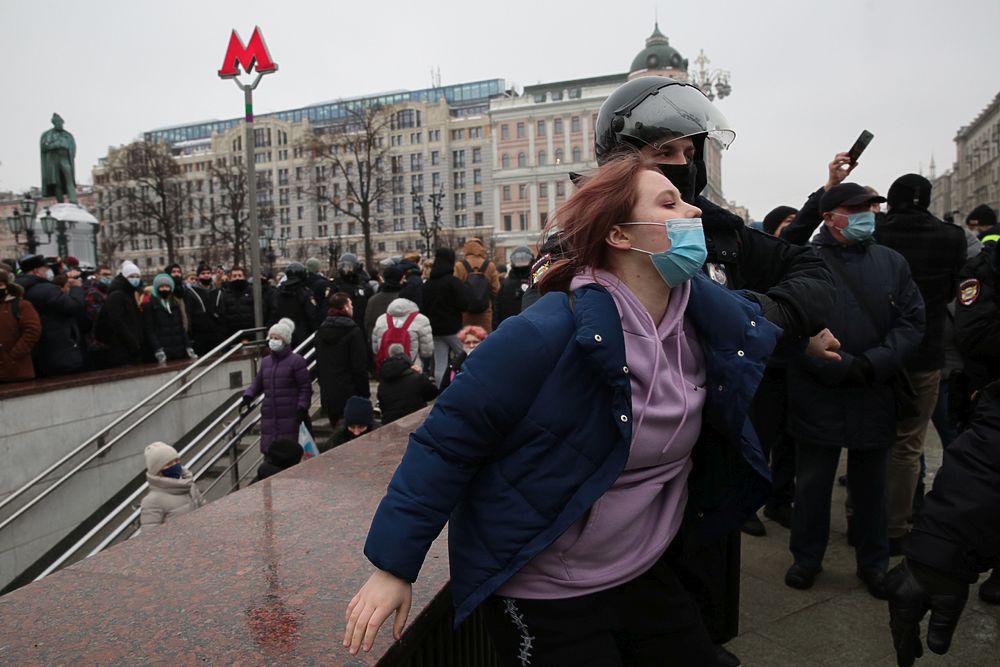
[[726, 428, 1000, 666]]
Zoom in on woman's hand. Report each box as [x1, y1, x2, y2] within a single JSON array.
[[343, 569, 412, 655]]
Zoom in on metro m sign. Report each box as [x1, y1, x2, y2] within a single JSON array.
[[217, 26, 278, 79]]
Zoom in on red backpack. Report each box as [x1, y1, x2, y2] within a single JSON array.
[[375, 311, 418, 374]]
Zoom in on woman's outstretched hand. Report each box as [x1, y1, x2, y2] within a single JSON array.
[[343, 569, 412, 655]]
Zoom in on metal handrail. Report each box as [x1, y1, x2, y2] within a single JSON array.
[[30, 332, 320, 581], [0, 336, 264, 533], [0, 327, 265, 517]]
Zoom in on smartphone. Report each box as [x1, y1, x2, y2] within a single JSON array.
[[847, 130, 874, 164]]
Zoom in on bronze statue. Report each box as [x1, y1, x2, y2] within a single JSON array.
[[40, 113, 77, 204]]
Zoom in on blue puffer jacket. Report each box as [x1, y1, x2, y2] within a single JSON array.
[[365, 275, 780, 624]]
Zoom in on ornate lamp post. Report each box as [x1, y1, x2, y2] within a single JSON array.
[[5, 193, 56, 255], [412, 186, 444, 258], [277, 235, 288, 259], [690, 49, 732, 102], [260, 225, 276, 275]]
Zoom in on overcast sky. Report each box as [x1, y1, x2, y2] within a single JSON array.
[[1, 0, 997, 219]]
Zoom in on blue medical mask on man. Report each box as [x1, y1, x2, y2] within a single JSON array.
[[831, 211, 876, 242], [620, 218, 708, 287]]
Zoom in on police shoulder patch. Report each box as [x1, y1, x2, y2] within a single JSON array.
[[959, 278, 981, 306]]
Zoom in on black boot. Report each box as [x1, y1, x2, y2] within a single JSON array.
[[741, 513, 766, 537], [979, 569, 1000, 604]]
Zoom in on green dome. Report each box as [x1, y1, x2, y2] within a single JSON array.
[[630, 23, 687, 73]]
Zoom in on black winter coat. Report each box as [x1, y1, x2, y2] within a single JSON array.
[[315, 315, 370, 421], [182, 285, 223, 355], [143, 296, 190, 359], [954, 246, 1000, 392], [98, 275, 144, 367], [494, 267, 532, 328], [787, 231, 925, 449], [421, 266, 467, 336], [376, 355, 438, 424], [906, 379, 1000, 581], [217, 282, 257, 336], [364, 285, 401, 344], [268, 281, 319, 348], [16, 275, 85, 376], [305, 272, 331, 305], [875, 207, 966, 371], [699, 197, 834, 339], [332, 272, 374, 329]]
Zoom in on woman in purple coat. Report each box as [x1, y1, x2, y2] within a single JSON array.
[[243, 318, 312, 453]]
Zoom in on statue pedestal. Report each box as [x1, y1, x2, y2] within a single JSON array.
[[33, 203, 100, 268]]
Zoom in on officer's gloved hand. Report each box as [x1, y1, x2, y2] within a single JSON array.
[[297, 407, 310, 424], [186, 348, 198, 360], [884, 559, 969, 667], [240, 395, 253, 415], [154, 349, 167, 364]]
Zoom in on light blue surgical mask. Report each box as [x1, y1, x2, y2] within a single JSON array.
[[622, 218, 708, 288], [44, 269, 54, 282], [128, 277, 142, 289], [834, 211, 876, 242], [99, 277, 112, 286]]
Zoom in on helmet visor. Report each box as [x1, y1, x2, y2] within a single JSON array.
[[617, 83, 736, 151]]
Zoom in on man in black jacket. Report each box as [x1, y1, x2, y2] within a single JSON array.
[[16, 253, 86, 376], [217, 266, 258, 337], [875, 174, 966, 556], [182, 263, 223, 355], [964, 204, 998, 241], [333, 253, 374, 330], [884, 380, 1000, 666], [96, 261, 145, 367]]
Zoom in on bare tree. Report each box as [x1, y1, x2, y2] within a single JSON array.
[[205, 161, 275, 268], [302, 104, 391, 269], [96, 220, 131, 267], [103, 141, 190, 265]]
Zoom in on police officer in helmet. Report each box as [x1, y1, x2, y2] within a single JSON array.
[[595, 76, 836, 344], [594, 77, 838, 663]]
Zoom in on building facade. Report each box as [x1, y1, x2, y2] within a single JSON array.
[[90, 26, 738, 274], [931, 91, 1000, 222]]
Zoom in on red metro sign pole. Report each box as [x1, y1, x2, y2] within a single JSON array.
[[218, 26, 278, 331]]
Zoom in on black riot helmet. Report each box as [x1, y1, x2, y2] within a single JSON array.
[[284, 262, 307, 284], [595, 77, 735, 202]]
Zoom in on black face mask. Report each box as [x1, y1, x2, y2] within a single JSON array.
[[172, 279, 184, 295], [158, 290, 172, 300], [199, 278, 213, 287], [230, 279, 248, 291], [657, 161, 698, 204]]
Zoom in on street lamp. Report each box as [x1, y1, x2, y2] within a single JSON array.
[[690, 49, 732, 102], [326, 237, 340, 269], [412, 186, 443, 258], [277, 235, 288, 258], [39, 208, 70, 258], [259, 233, 276, 275], [6, 193, 51, 255]]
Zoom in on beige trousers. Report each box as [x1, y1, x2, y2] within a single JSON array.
[[887, 369, 940, 538]]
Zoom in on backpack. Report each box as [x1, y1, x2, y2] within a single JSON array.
[[461, 259, 491, 314], [375, 311, 419, 374]]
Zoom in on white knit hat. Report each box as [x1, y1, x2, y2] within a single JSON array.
[[268, 318, 295, 345], [145, 441, 180, 475], [120, 260, 141, 278]]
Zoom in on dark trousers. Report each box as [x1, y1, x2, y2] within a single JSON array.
[[483, 554, 718, 667], [750, 366, 796, 507], [931, 376, 959, 448], [790, 441, 889, 573]]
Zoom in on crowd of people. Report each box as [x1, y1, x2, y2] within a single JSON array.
[[7, 75, 1000, 666]]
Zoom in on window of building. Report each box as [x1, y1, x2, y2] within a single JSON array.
[[556, 181, 566, 197], [503, 214, 512, 231], [432, 171, 441, 188], [472, 147, 482, 164], [555, 148, 563, 164], [410, 132, 422, 144], [571, 116, 581, 133], [451, 129, 465, 141], [278, 168, 289, 185], [473, 168, 482, 185], [318, 205, 327, 221], [537, 150, 546, 166], [554, 118, 563, 135], [410, 153, 423, 171], [454, 171, 466, 188], [515, 122, 525, 139], [502, 153, 510, 169], [518, 184, 527, 199], [572, 146, 581, 162], [519, 212, 528, 231], [454, 193, 467, 210], [429, 129, 441, 142], [500, 124, 509, 140], [540, 211, 548, 227], [411, 174, 424, 193], [474, 211, 484, 226], [430, 150, 440, 166], [297, 206, 304, 220], [470, 127, 482, 139], [453, 150, 466, 168], [517, 152, 526, 168], [474, 191, 483, 206], [537, 120, 546, 137], [502, 185, 511, 201], [455, 213, 468, 227], [539, 182, 548, 198]]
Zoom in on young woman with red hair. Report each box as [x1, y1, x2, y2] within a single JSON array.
[[345, 151, 780, 665]]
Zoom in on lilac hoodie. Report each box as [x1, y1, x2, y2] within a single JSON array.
[[497, 269, 706, 598]]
